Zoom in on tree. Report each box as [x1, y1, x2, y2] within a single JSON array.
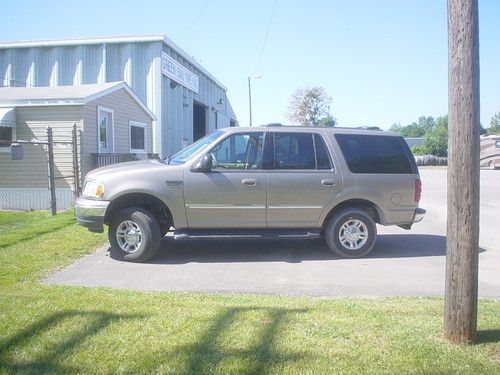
[[489, 112, 500, 134], [423, 117, 448, 156], [418, 116, 437, 134], [388, 123, 402, 133], [389, 118, 431, 138], [286, 87, 336, 126]]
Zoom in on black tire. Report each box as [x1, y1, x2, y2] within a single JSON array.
[[325, 208, 377, 258], [108, 207, 161, 262]]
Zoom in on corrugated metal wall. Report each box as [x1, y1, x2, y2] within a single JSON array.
[[0, 39, 237, 158]]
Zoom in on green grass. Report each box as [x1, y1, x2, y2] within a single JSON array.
[[0, 211, 499, 374], [0, 210, 75, 249]]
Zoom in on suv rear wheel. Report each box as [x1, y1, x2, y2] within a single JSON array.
[[109, 207, 161, 262], [325, 208, 377, 258]]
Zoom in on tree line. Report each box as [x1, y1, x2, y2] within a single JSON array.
[[286, 86, 500, 157], [389, 112, 500, 156]]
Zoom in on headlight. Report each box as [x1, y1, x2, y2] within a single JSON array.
[[82, 179, 105, 199]]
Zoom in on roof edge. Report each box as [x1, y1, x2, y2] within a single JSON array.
[[0, 34, 165, 49], [0, 81, 156, 120], [161, 36, 227, 91], [0, 34, 228, 91], [84, 82, 156, 121]]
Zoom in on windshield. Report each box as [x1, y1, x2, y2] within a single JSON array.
[[170, 130, 224, 164]]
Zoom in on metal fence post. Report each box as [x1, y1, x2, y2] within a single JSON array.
[[72, 123, 81, 198], [47, 127, 57, 215]]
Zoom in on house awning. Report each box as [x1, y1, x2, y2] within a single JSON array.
[[0, 107, 16, 127]]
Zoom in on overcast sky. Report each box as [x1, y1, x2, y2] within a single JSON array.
[[1, 0, 498, 128]]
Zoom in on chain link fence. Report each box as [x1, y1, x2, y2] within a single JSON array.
[[0, 124, 80, 214]]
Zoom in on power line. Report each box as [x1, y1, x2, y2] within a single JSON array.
[[177, 0, 211, 40], [253, 0, 278, 75], [0, 76, 35, 87]]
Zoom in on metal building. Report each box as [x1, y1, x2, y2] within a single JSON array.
[[0, 35, 237, 158]]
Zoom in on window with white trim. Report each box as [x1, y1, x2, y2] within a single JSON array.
[[130, 121, 147, 153], [0, 107, 16, 151], [98, 107, 114, 153]]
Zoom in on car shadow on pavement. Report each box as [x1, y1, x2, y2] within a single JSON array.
[[370, 234, 447, 258], [117, 233, 456, 264]]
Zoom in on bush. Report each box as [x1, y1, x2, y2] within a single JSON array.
[[411, 146, 426, 155], [423, 125, 448, 157]]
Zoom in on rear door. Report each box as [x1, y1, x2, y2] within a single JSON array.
[[267, 132, 341, 228], [334, 134, 418, 225]]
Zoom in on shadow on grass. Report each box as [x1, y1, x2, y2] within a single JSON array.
[[139, 306, 310, 374], [0, 310, 145, 373], [476, 329, 500, 344], [0, 215, 75, 249]]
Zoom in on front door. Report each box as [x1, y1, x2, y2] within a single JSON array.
[[183, 131, 267, 228]]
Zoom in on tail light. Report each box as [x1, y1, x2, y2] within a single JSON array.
[[415, 179, 422, 203]]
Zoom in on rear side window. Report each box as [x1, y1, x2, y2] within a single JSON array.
[[272, 132, 334, 170], [274, 133, 316, 169], [335, 134, 413, 174]]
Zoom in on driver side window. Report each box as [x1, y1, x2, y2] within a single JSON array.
[[210, 132, 264, 170]]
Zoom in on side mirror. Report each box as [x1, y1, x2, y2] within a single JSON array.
[[192, 154, 213, 172]]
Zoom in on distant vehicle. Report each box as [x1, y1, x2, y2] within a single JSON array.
[[480, 136, 500, 170]]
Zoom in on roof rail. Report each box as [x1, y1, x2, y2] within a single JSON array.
[[263, 123, 283, 127], [356, 126, 382, 131]]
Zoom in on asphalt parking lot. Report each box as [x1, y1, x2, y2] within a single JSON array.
[[45, 167, 500, 297]]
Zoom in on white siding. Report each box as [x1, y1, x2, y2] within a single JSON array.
[[82, 88, 154, 175]]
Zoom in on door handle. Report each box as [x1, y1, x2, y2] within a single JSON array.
[[242, 178, 258, 186], [321, 179, 336, 186]]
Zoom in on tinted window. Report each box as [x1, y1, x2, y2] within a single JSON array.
[[335, 134, 413, 174], [130, 124, 145, 151], [0, 126, 12, 147], [210, 132, 264, 170], [274, 133, 315, 169], [314, 134, 332, 170]]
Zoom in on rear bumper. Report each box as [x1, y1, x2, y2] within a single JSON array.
[[413, 207, 426, 224], [74, 197, 110, 233]]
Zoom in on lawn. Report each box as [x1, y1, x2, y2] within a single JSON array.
[[0, 211, 499, 374]]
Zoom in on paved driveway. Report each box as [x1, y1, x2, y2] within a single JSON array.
[[45, 168, 500, 297]]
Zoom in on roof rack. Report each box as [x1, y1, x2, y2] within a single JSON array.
[[356, 126, 382, 131]]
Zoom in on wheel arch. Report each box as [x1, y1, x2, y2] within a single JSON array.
[[104, 193, 173, 235], [321, 199, 384, 232]]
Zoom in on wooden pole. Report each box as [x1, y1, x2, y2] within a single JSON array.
[[47, 127, 57, 216], [248, 77, 253, 127], [444, 0, 480, 344], [72, 123, 81, 197]]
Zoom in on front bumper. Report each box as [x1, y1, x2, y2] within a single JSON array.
[[74, 197, 110, 233], [413, 207, 426, 224]]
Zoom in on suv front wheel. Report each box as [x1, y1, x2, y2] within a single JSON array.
[[325, 208, 377, 258], [109, 207, 161, 262]]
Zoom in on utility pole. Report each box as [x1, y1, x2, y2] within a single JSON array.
[[444, 0, 480, 344], [248, 77, 253, 127], [247, 75, 262, 127]]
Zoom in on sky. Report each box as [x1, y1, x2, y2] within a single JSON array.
[[0, 0, 498, 129]]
